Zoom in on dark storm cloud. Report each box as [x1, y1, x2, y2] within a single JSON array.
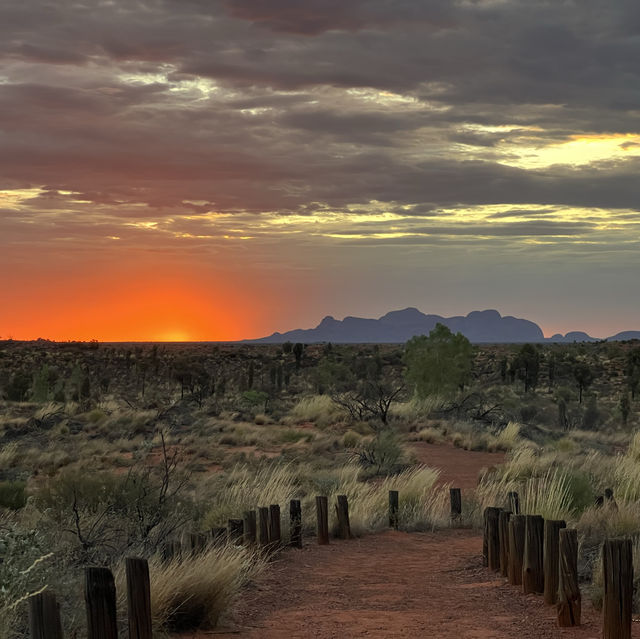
[[2, 0, 640, 229]]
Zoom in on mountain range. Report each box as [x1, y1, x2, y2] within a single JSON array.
[[248, 308, 640, 344]]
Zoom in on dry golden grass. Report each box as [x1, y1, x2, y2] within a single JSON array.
[[290, 395, 348, 427], [115, 544, 265, 633]]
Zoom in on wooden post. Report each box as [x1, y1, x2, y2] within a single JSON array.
[[482, 508, 489, 567], [126, 557, 152, 639], [268, 504, 281, 549], [161, 540, 182, 562], [543, 519, 566, 605], [522, 514, 544, 594], [602, 538, 633, 639], [498, 510, 512, 577], [316, 495, 329, 545], [85, 567, 118, 639], [290, 499, 302, 548], [188, 532, 207, 554], [258, 507, 270, 548], [243, 510, 257, 546], [228, 518, 244, 544], [335, 495, 351, 539], [485, 507, 501, 571], [557, 528, 581, 627], [449, 488, 462, 520], [28, 591, 63, 639], [389, 490, 399, 530], [211, 527, 227, 546], [508, 491, 520, 515], [507, 514, 525, 586]]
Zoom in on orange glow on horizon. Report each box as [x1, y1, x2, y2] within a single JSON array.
[[0, 266, 267, 342]]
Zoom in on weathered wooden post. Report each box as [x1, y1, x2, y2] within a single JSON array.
[[498, 510, 512, 577], [508, 491, 520, 515], [604, 488, 618, 510], [316, 495, 329, 545], [188, 532, 207, 554], [335, 495, 351, 539], [28, 591, 63, 639], [543, 519, 566, 605], [85, 567, 118, 639], [290, 499, 302, 548], [450, 488, 462, 521], [211, 527, 227, 546], [126, 557, 153, 639], [228, 518, 244, 544], [389, 490, 399, 530], [243, 510, 257, 546], [602, 538, 632, 639], [507, 514, 525, 586], [557, 528, 581, 627], [485, 507, 501, 571], [482, 508, 489, 567], [161, 540, 182, 562], [522, 514, 544, 594], [268, 504, 281, 548], [258, 507, 270, 548]]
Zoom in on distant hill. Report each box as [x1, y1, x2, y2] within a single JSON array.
[[248, 308, 639, 344], [608, 331, 640, 341]]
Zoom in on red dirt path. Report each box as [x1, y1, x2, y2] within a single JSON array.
[[205, 530, 630, 639], [177, 443, 637, 638], [411, 441, 505, 490]]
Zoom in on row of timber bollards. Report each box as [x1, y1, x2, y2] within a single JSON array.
[[483, 492, 633, 639], [29, 557, 151, 639], [26, 491, 390, 638], [33, 486, 631, 638]]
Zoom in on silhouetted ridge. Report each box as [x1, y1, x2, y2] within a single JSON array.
[[249, 309, 545, 343]]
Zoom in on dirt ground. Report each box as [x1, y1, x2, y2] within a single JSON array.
[[202, 529, 633, 639], [411, 441, 505, 490], [177, 443, 637, 638]]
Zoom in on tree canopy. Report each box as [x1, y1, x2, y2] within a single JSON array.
[[404, 323, 474, 398]]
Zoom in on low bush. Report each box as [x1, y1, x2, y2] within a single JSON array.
[[116, 544, 264, 632], [0, 481, 27, 510]]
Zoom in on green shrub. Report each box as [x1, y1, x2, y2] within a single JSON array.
[[343, 430, 361, 448], [0, 480, 27, 510], [353, 429, 406, 475]]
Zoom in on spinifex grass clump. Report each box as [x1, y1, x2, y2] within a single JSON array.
[[202, 462, 299, 529], [115, 544, 265, 633], [519, 469, 574, 520], [203, 460, 447, 537]]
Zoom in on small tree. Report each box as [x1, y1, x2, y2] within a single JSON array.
[[626, 348, 640, 400], [573, 361, 594, 404], [292, 343, 304, 370], [620, 393, 631, 427], [511, 344, 540, 393], [404, 324, 473, 398]]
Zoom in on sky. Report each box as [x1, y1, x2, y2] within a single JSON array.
[[1, 0, 639, 341]]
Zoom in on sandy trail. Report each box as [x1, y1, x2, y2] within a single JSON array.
[[201, 529, 629, 639], [411, 441, 505, 489], [177, 443, 636, 638]]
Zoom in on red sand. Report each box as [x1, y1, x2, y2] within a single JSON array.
[[176, 443, 637, 638], [204, 530, 626, 639], [411, 441, 505, 490]]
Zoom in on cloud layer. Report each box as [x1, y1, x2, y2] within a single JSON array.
[[1, 0, 639, 338]]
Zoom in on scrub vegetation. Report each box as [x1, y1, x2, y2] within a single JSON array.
[[1, 329, 640, 636]]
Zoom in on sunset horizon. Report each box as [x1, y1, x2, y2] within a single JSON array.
[[2, 1, 639, 345]]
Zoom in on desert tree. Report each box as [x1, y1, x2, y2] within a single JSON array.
[[404, 323, 473, 398], [572, 361, 594, 404], [511, 344, 540, 393]]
